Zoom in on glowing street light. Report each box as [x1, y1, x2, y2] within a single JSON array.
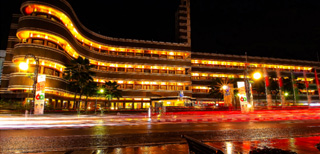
[[253, 72, 262, 80], [284, 92, 289, 97], [99, 89, 104, 93], [19, 62, 29, 71], [222, 85, 228, 90], [18, 54, 39, 114]]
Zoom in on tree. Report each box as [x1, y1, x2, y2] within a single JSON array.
[[64, 56, 95, 114], [208, 78, 223, 102], [269, 72, 280, 103], [208, 78, 238, 102], [296, 79, 306, 94], [103, 81, 122, 111], [83, 81, 98, 113], [252, 79, 265, 103], [283, 77, 293, 94]]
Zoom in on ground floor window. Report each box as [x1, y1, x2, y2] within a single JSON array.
[[134, 103, 142, 109], [63, 100, 68, 109], [69, 101, 74, 109], [125, 102, 133, 109], [143, 103, 150, 108], [118, 102, 124, 109]]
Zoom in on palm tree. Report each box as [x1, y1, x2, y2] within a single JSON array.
[[103, 81, 122, 111], [208, 78, 229, 102], [64, 56, 95, 114], [252, 79, 265, 103], [83, 81, 98, 113], [269, 72, 280, 103], [66, 82, 80, 110], [209, 77, 241, 107]]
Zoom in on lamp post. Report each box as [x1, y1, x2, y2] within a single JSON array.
[[95, 88, 104, 114], [19, 54, 39, 114]]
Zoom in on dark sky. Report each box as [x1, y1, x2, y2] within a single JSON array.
[[2, 0, 320, 61]]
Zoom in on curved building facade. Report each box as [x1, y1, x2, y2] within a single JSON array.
[[1, 0, 320, 110]]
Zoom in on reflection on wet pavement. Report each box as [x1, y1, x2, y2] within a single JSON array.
[[3, 121, 320, 154], [206, 136, 320, 154], [29, 136, 320, 154]]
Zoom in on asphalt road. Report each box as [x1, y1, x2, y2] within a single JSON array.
[[1, 120, 320, 153]]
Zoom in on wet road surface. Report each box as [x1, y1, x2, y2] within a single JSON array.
[[1, 120, 320, 153]]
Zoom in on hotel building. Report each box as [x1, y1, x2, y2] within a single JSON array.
[[1, 0, 320, 110]]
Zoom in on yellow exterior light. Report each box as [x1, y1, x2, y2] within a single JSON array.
[[222, 85, 228, 90], [253, 72, 262, 80], [284, 92, 289, 96], [19, 62, 28, 71], [99, 89, 104, 93]]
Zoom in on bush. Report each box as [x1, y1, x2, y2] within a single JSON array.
[[0, 99, 31, 110], [44, 104, 54, 110], [249, 147, 297, 154], [316, 143, 320, 151]]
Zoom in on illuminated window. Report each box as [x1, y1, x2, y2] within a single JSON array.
[[118, 103, 124, 109], [177, 86, 184, 90], [118, 68, 125, 72], [125, 103, 132, 109], [176, 70, 184, 74], [144, 68, 151, 73], [133, 68, 141, 72], [152, 54, 160, 58], [135, 84, 142, 89], [152, 69, 159, 73], [168, 85, 175, 90], [118, 51, 126, 56], [134, 103, 142, 109], [152, 85, 159, 90], [160, 54, 167, 58], [110, 51, 117, 55], [44, 67, 54, 75], [127, 84, 133, 89], [143, 85, 150, 90], [47, 41, 57, 48], [127, 52, 134, 56], [100, 66, 107, 70], [143, 103, 150, 108], [160, 69, 167, 74], [160, 85, 167, 90], [127, 68, 134, 72], [32, 39, 44, 45], [136, 52, 143, 57], [109, 67, 116, 72]]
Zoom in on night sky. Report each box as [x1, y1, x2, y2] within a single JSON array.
[[2, 0, 320, 61]]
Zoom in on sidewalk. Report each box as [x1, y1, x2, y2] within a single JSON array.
[[152, 109, 320, 123]]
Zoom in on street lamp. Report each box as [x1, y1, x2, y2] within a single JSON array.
[[222, 85, 228, 90], [19, 54, 39, 114], [253, 72, 262, 80], [95, 88, 104, 114], [19, 62, 28, 71], [284, 92, 289, 97]]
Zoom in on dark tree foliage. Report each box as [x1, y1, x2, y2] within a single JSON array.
[[208, 78, 241, 101], [252, 79, 265, 102], [64, 57, 95, 114], [103, 81, 122, 111], [83, 81, 98, 112]]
